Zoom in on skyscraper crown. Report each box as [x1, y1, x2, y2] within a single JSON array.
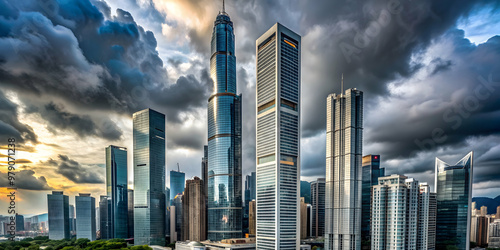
[[436, 151, 473, 173]]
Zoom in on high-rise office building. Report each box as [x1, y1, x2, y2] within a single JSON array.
[[201, 146, 208, 240], [371, 175, 434, 249], [170, 170, 185, 202], [128, 189, 134, 238], [207, 2, 243, 242], [435, 151, 473, 250], [479, 216, 492, 246], [489, 219, 500, 248], [481, 206, 488, 216], [246, 172, 256, 201], [471, 214, 493, 246], [311, 178, 325, 239], [472, 201, 478, 216], [325, 88, 363, 250], [99, 195, 111, 240], [249, 200, 256, 236], [96, 207, 100, 233], [106, 145, 128, 239], [202, 145, 209, 197], [69, 205, 75, 235], [165, 187, 170, 239], [182, 177, 206, 241], [47, 191, 70, 240], [417, 183, 437, 250], [169, 205, 176, 244], [497, 206, 500, 219], [244, 172, 256, 233], [471, 215, 478, 243], [300, 198, 308, 240], [174, 195, 183, 241], [307, 204, 312, 238], [76, 193, 96, 241], [361, 154, 384, 244], [15, 214, 24, 232], [133, 108, 166, 246], [256, 23, 301, 249]]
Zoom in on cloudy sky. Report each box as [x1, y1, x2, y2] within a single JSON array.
[[0, 0, 499, 215]]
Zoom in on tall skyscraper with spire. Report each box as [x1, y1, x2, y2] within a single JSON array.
[[207, 0, 242, 241], [256, 23, 301, 249], [325, 86, 363, 250]]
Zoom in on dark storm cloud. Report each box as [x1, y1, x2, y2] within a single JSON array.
[[153, 71, 211, 124], [47, 154, 104, 184], [0, 90, 38, 145], [298, 0, 500, 138], [0, 0, 210, 146], [365, 30, 500, 160], [430, 58, 453, 75], [0, 169, 52, 190], [38, 102, 122, 140]]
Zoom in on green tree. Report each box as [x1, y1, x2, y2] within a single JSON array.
[[129, 245, 152, 250], [34, 236, 49, 241], [28, 244, 40, 250], [75, 238, 90, 248], [104, 242, 127, 249]]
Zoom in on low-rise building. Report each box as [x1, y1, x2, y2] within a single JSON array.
[[202, 238, 256, 249], [175, 241, 206, 250]]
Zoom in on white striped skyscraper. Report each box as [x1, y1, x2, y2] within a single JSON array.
[[256, 23, 301, 250], [325, 88, 363, 250]]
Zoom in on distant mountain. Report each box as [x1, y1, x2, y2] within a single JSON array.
[[301, 180, 311, 204], [472, 195, 500, 214]]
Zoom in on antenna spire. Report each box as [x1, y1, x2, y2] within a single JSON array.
[[341, 73, 344, 94], [177, 163, 180, 172], [222, 0, 225, 13]]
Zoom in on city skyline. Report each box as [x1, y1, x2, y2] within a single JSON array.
[[0, 0, 499, 219]]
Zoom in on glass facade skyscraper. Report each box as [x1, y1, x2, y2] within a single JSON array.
[[202, 145, 208, 198], [133, 108, 166, 246], [106, 145, 128, 239], [69, 205, 75, 236], [435, 151, 473, 250], [361, 154, 384, 244], [99, 195, 112, 240], [75, 193, 96, 241], [311, 178, 326, 238], [47, 191, 70, 240], [128, 189, 134, 238], [170, 170, 185, 201], [207, 6, 242, 241], [325, 88, 363, 250], [256, 23, 301, 249], [244, 172, 256, 218]]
